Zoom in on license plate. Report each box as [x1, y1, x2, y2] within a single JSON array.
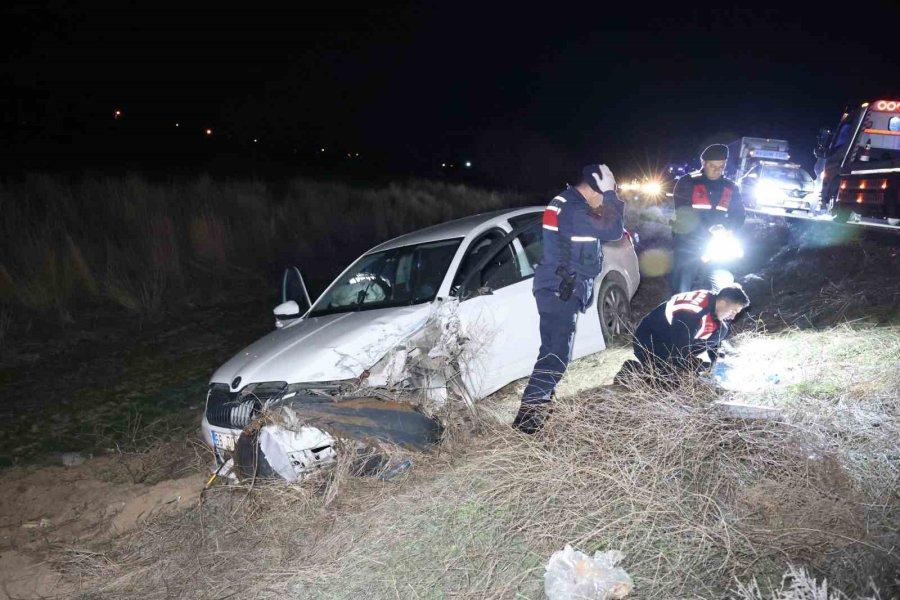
[[211, 431, 237, 452]]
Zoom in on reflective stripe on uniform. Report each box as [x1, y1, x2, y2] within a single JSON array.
[[571, 236, 598, 242], [664, 291, 709, 324], [694, 313, 718, 339], [715, 187, 733, 212]]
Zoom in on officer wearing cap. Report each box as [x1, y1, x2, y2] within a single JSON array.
[[670, 144, 745, 293], [513, 164, 625, 433]]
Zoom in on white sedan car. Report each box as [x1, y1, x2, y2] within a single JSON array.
[[202, 207, 640, 479]]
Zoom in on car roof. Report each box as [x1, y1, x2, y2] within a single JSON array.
[[368, 206, 542, 252]]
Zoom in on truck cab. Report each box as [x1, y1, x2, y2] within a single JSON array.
[[816, 100, 900, 225]]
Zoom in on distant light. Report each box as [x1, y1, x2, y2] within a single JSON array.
[[465, 161, 472, 168], [441, 163, 446, 168], [642, 181, 662, 196], [321, 148, 325, 152], [355, 152, 359, 157], [253, 138, 258, 143], [205, 128, 213, 136], [347, 152, 351, 158], [114, 109, 122, 119], [175, 123, 180, 127]]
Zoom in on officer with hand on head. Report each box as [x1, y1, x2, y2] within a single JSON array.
[[513, 163, 625, 434]]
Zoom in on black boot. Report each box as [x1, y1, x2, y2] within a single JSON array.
[[513, 403, 551, 434]]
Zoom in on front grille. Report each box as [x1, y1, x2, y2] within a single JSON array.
[[206, 382, 287, 429]]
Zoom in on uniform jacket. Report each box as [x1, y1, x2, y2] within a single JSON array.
[[672, 172, 745, 247], [634, 290, 730, 368], [533, 186, 625, 310]]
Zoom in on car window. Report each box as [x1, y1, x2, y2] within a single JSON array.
[[512, 218, 542, 276], [744, 166, 760, 180], [308, 238, 462, 317], [452, 233, 532, 298], [451, 230, 506, 291], [833, 121, 854, 150], [763, 166, 799, 181]]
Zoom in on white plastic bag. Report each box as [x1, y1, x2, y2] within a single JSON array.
[[544, 544, 633, 600]]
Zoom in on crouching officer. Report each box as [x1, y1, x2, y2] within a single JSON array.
[[670, 144, 745, 293], [615, 284, 750, 385], [513, 164, 625, 433]]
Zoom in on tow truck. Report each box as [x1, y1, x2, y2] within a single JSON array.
[[815, 99, 900, 225]]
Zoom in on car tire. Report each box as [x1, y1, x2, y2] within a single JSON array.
[[597, 279, 631, 345]]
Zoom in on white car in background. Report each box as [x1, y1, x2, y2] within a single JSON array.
[[740, 161, 817, 213], [201, 207, 640, 480]]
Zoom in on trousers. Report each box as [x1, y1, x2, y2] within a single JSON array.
[[670, 235, 703, 293], [521, 289, 581, 405]]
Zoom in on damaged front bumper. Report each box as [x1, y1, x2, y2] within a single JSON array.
[[201, 384, 443, 481]]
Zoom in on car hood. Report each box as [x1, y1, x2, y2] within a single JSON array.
[[211, 304, 434, 388]]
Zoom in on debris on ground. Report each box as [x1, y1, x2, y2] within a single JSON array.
[[544, 544, 633, 600]]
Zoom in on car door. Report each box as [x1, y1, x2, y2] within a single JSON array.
[[451, 226, 541, 399]]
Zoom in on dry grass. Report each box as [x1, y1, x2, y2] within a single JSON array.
[[65, 325, 900, 599], [0, 174, 525, 331]]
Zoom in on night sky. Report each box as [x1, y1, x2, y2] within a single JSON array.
[[3, 2, 899, 188]]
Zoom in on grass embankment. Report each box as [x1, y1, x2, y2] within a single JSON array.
[[0, 174, 526, 334], [72, 326, 899, 599]]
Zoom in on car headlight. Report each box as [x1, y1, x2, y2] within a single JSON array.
[[641, 181, 662, 196], [756, 180, 780, 199]]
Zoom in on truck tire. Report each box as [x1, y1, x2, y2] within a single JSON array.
[[832, 205, 852, 223], [597, 279, 631, 345]]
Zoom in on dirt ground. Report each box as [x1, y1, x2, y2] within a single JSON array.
[[0, 454, 203, 599], [0, 211, 898, 598]]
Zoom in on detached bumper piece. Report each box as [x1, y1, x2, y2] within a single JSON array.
[[230, 394, 443, 481]]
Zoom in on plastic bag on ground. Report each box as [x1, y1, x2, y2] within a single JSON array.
[[544, 544, 633, 600]]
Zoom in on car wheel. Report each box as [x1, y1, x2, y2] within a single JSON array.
[[597, 279, 631, 345]]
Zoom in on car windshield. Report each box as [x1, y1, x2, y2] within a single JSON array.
[[762, 166, 813, 185], [308, 238, 462, 317]]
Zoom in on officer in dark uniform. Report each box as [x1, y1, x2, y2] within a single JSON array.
[[513, 164, 625, 433], [615, 284, 750, 384], [670, 144, 745, 293]]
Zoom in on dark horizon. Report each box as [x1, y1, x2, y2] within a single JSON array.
[[3, 2, 899, 188]]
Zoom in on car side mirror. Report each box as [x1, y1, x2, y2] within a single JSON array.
[[274, 300, 301, 328]]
